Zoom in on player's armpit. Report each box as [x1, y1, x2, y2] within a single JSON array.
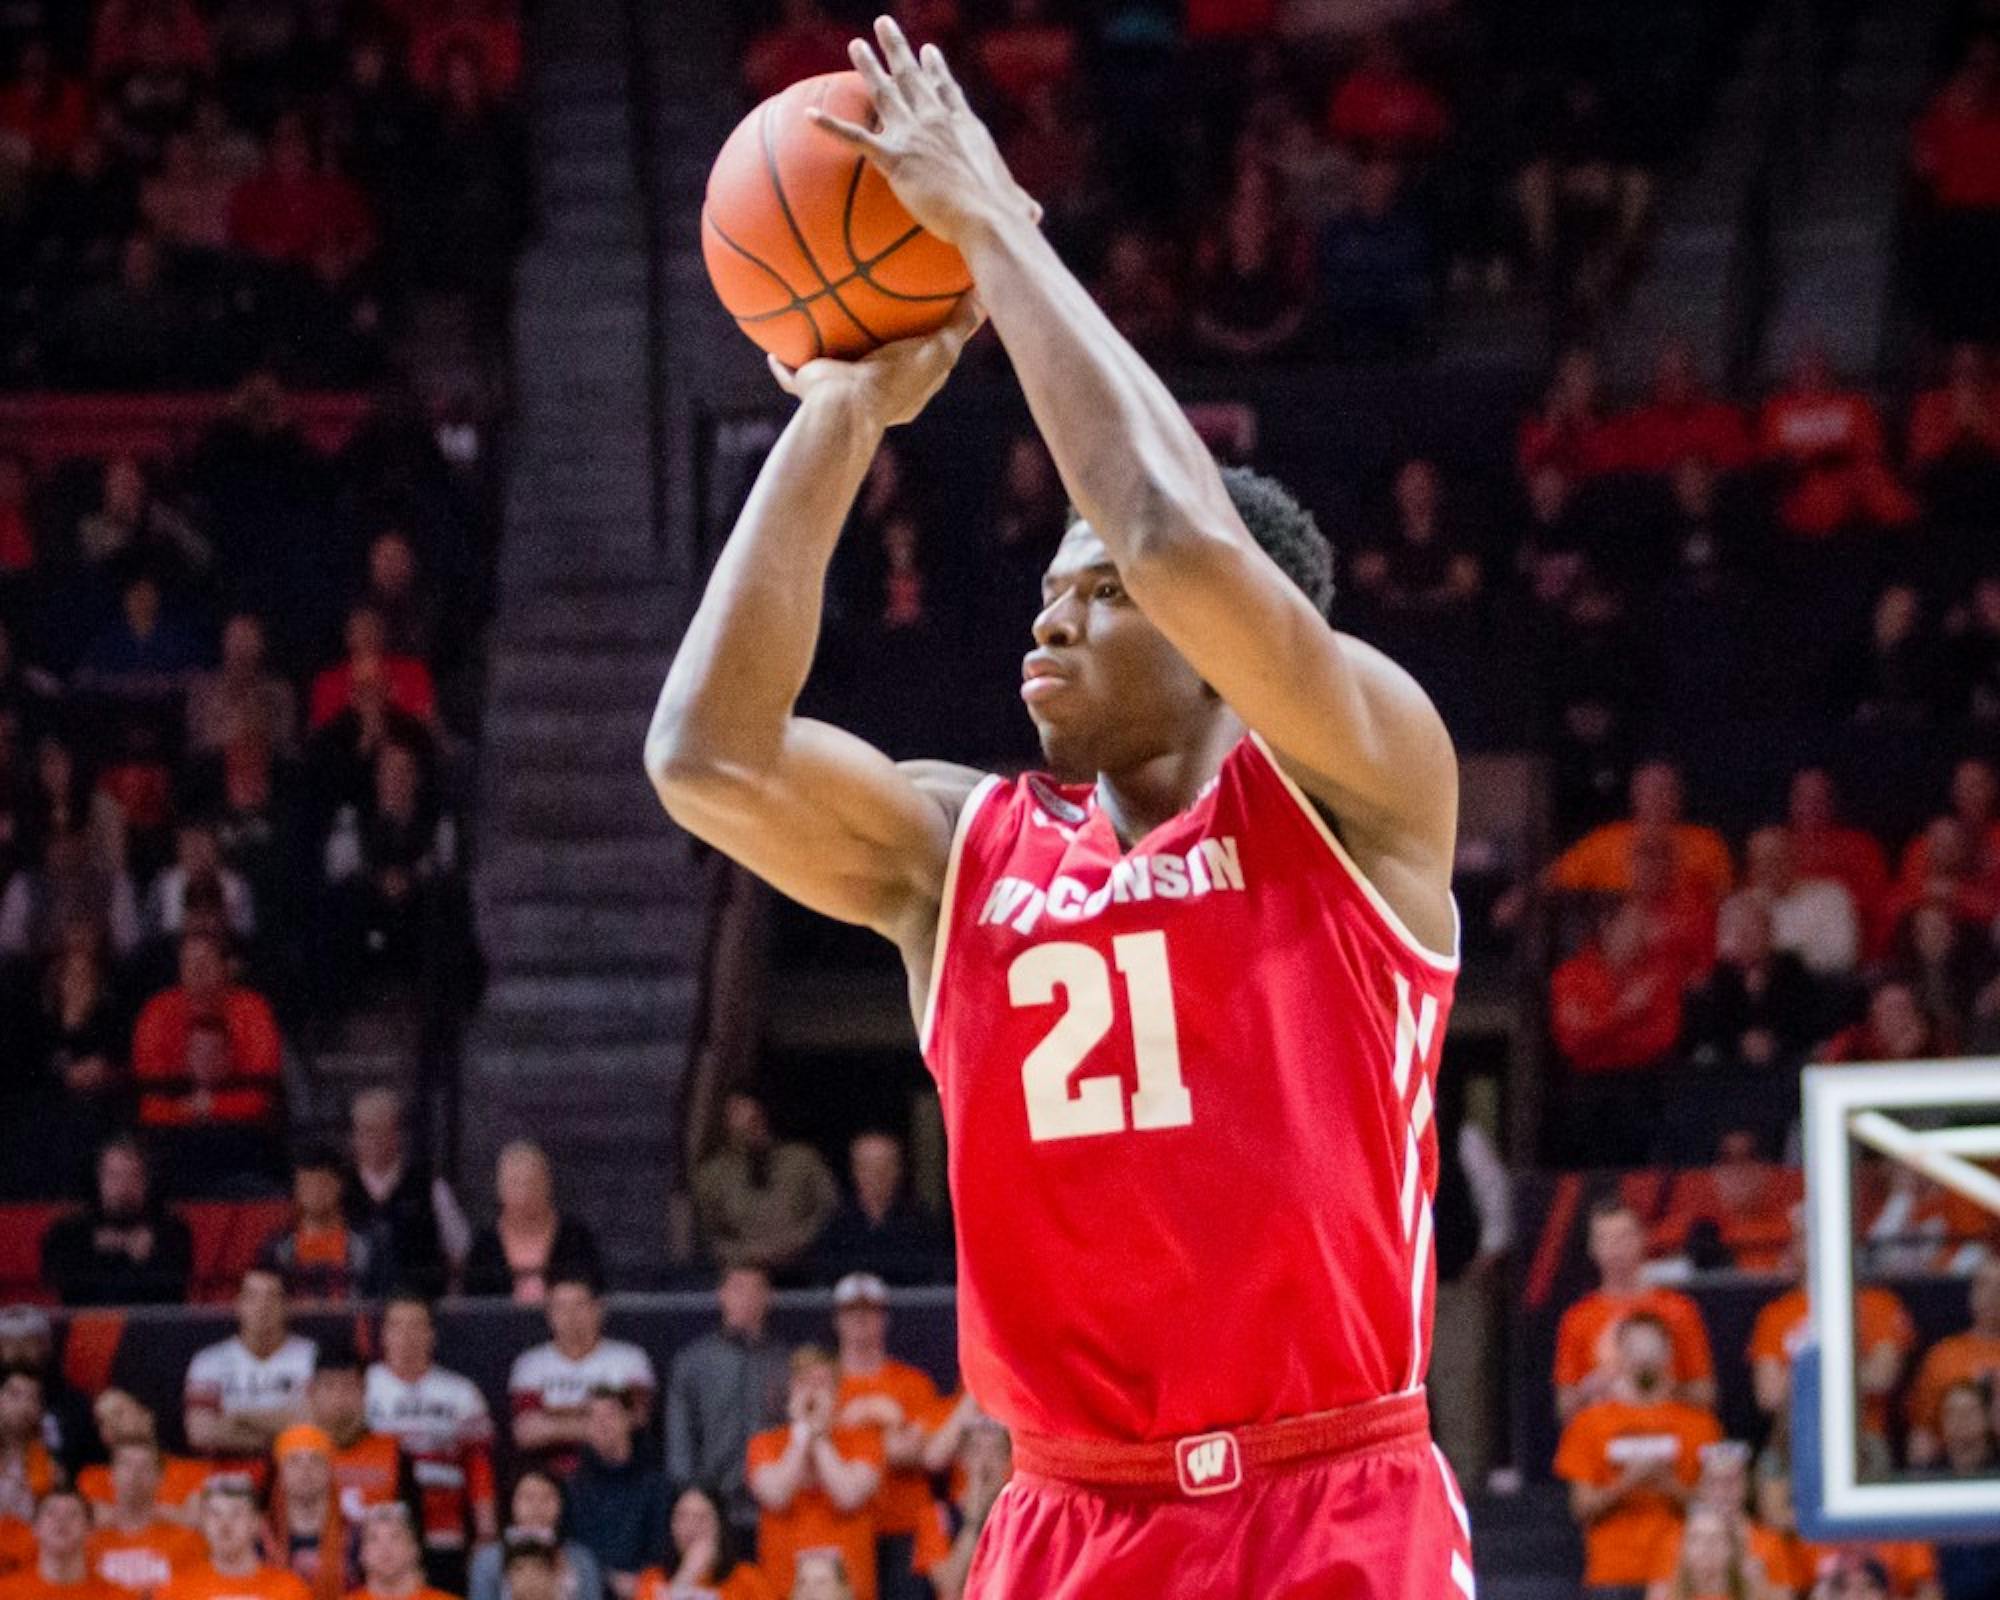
[[649, 716, 982, 947]]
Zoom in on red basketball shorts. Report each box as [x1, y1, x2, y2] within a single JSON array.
[[964, 1394, 1474, 1600]]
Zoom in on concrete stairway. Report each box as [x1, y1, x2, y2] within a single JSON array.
[[459, 0, 706, 1282]]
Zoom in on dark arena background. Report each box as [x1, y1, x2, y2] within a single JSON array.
[[2, 0, 2000, 1596]]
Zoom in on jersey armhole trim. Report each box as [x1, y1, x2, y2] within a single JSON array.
[[1244, 731, 1461, 972], [918, 773, 1005, 1054]]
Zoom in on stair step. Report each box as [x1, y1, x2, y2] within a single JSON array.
[[470, 1041, 679, 1084], [483, 900, 704, 961], [482, 971, 698, 1036], [502, 583, 679, 640], [495, 766, 664, 831], [490, 647, 673, 708], [488, 714, 653, 772], [480, 837, 699, 903]]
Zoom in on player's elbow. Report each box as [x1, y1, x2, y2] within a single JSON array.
[[643, 728, 734, 823]]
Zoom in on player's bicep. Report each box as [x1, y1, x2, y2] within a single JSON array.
[[1128, 531, 1456, 842], [650, 716, 974, 940]]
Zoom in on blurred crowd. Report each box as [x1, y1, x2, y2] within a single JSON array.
[[738, 0, 1748, 356], [0, 0, 528, 391]]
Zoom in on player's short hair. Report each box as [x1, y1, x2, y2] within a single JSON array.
[[34, 1486, 86, 1518], [201, 1474, 259, 1508], [1068, 466, 1335, 618], [1586, 1196, 1638, 1227]]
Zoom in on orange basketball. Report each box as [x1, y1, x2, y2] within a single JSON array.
[[702, 71, 973, 367]]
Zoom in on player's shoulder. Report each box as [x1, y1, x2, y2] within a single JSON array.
[[894, 761, 996, 830]]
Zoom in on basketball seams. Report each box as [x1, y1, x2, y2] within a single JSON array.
[[759, 90, 882, 347], [841, 158, 974, 306], [702, 208, 825, 359]]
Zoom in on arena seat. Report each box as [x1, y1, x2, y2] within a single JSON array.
[[0, 1203, 66, 1304], [185, 1200, 293, 1303]]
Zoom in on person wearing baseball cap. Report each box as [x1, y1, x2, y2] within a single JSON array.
[[829, 1277, 947, 1597], [268, 1429, 349, 1600]]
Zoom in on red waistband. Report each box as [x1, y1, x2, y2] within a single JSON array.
[[1009, 1391, 1431, 1499]]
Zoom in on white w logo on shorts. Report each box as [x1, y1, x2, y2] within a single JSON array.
[[1175, 1432, 1241, 1495], [1186, 1440, 1228, 1483]]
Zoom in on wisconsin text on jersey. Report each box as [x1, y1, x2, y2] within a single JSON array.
[[976, 836, 1246, 935]]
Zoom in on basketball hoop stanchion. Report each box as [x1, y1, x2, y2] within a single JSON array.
[[1797, 1061, 2000, 1544]]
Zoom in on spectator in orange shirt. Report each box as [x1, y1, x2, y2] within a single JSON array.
[[0, 1491, 116, 1600], [0, 1519, 30, 1578], [1612, 341, 1753, 477], [1555, 1199, 1717, 1423], [1792, 1543, 1938, 1600], [259, 1150, 378, 1305], [305, 1346, 409, 1526], [344, 1505, 452, 1600], [632, 1487, 775, 1600], [1325, 33, 1448, 159], [131, 933, 282, 1127], [1644, 1502, 1776, 1600], [1748, 1207, 1914, 1456], [1757, 345, 1918, 539], [1628, 831, 1718, 991], [268, 1429, 351, 1600], [1651, 1133, 1802, 1272], [76, 1394, 208, 1525], [1554, 1315, 1723, 1592], [1906, 1259, 2000, 1465], [1547, 761, 1735, 902], [1787, 769, 1891, 942], [86, 1440, 206, 1596], [0, 1373, 57, 1523], [1641, 1439, 1792, 1595], [747, 1349, 883, 1600], [829, 1275, 946, 1592], [160, 1479, 311, 1600]]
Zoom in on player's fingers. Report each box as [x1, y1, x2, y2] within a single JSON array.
[[920, 41, 970, 113], [847, 37, 908, 118], [805, 106, 890, 160], [944, 291, 986, 342], [766, 352, 801, 395], [874, 15, 933, 103]]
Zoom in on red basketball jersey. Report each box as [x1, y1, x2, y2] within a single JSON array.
[[922, 734, 1458, 1443]]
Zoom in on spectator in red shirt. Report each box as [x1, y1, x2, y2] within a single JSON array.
[[1651, 1131, 1802, 1272], [92, 0, 213, 81], [1518, 346, 1619, 482], [229, 114, 377, 283], [309, 609, 437, 733], [1818, 980, 1944, 1064], [1326, 32, 1448, 159], [1908, 343, 2000, 475], [972, 0, 1077, 115], [408, 0, 522, 99], [1609, 340, 1752, 475], [1787, 767, 1891, 939], [1626, 830, 1716, 991], [1550, 900, 1685, 1163], [741, 0, 851, 104], [0, 41, 91, 174], [131, 930, 282, 1126], [1912, 38, 2000, 212], [0, 453, 34, 578], [1757, 344, 1919, 537]]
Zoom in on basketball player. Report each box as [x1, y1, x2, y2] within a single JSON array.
[[646, 17, 1469, 1595]]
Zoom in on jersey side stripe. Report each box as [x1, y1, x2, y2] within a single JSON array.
[[1406, 1199, 1434, 1393], [919, 774, 1005, 1055], [1243, 732, 1461, 971]]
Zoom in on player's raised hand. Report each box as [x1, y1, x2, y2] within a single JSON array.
[[766, 291, 985, 428], [807, 16, 1041, 245]]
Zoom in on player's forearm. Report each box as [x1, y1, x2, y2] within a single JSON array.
[[958, 212, 1238, 577], [647, 392, 881, 787]]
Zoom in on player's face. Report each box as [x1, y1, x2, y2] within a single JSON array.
[[1024, 523, 1215, 782]]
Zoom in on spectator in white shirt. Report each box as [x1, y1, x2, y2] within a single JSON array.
[[144, 819, 256, 945], [1726, 825, 1859, 976], [507, 1276, 657, 1477], [182, 1268, 317, 1460]]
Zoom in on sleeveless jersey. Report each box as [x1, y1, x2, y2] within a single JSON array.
[[922, 734, 1458, 1443]]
